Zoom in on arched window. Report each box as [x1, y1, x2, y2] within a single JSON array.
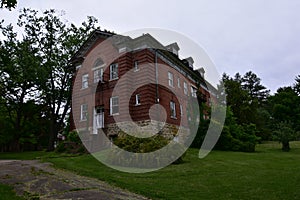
[[93, 58, 104, 83]]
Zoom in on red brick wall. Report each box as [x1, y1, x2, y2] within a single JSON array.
[[70, 42, 212, 132]]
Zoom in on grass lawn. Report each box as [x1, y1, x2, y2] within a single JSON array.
[[0, 183, 24, 200], [1, 141, 300, 199]]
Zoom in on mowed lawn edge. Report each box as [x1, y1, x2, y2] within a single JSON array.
[[1, 141, 300, 200]]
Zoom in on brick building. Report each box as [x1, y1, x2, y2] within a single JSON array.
[[70, 30, 214, 148]]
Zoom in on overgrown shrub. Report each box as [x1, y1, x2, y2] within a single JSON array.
[[55, 131, 87, 154], [215, 108, 259, 152], [106, 132, 186, 168]]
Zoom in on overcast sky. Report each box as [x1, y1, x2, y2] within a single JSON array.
[[1, 0, 299, 93]]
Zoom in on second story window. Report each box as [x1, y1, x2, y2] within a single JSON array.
[[168, 72, 174, 87], [110, 63, 118, 80], [183, 82, 188, 95], [134, 60, 139, 71], [82, 74, 89, 89], [94, 68, 103, 83], [191, 86, 197, 98], [180, 104, 183, 116], [177, 77, 180, 88]]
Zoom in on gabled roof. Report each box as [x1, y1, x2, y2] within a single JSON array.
[[70, 30, 115, 63], [70, 30, 215, 91]]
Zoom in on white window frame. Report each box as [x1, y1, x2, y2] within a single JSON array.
[[110, 63, 118, 80], [168, 72, 174, 87], [134, 60, 139, 71], [94, 68, 103, 83], [80, 104, 88, 121], [183, 82, 188, 95], [135, 94, 141, 105], [180, 104, 183, 116], [82, 74, 89, 89], [191, 86, 197, 98], [110, 96, 119, 115], [170, 101, 176, 118], [177, 77, 180, 88]]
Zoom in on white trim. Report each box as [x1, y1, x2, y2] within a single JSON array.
[[135, 94, 141, 105], [180, 104, 183, 116], [81, 74, 89, 89], [134, 60, 139, 72], [110, 96, 119, 115], [168, 72, 174, 87], [183, 82, 188, 95], [80, 104, 88, 121], [110, 63, 119, 80], [93, 68, 103, 83], [170, 101, 176, 119]]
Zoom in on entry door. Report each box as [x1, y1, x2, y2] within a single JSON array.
[[93, 107, 104, 134]]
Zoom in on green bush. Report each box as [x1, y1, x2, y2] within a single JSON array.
[[55, 131, 87, 154], [106, 132, 186, 168], [215, 108, 259, 152]]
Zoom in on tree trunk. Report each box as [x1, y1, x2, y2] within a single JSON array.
[[47, 115, 58, 151], [282, 141, 290, 152]]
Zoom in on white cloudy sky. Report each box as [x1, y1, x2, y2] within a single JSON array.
[[1, 0, 300, 93]]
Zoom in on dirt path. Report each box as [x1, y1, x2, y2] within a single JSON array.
[[0, 160, 149, 200]]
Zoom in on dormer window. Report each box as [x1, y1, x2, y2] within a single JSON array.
[[165, 42, 180, 56], [184, 57, 194, 69]]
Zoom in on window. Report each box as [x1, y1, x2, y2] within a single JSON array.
[[183, 82, 188, 95], [170, 101, 176, 118], [180, 104, 183, 116], [134, 60, 139, 71], [76, 64, 82, 70], [135, 94, 141, 105], [177, 77, 180, 88], [82, 74, 89, 89], [110, 96, 119, 115], [110, 63, 118, 80], [94, 68, 103, 83], [191, 86, 197, 98], [80, 104, 88, 121], [168, 72, 174, 87]]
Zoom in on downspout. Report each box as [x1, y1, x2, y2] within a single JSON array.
[[155, 50, 161, 134], [155, 50, 159, 103]]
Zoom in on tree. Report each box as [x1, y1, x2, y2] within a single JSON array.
[[223, 71, 271, 140], [0, 0, 17, 10], [215, 107, 258, 152], [294, 75, 300, 96], [241, 71, 270, 104], [273, 121, 299, 152], [0, 8, 100, 151], [0, 23, 42, 151], [222, 73, 253, 124]]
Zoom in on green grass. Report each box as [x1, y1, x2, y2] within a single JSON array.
[[1, 142, 300, 199], [0, 183, 24, 200]]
